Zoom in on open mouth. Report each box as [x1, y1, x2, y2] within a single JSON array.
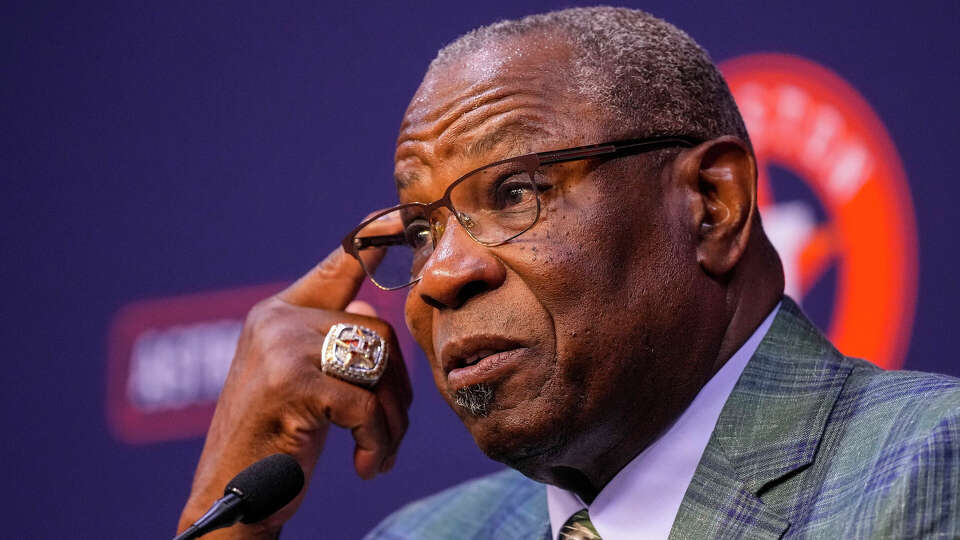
[[461, 350, 499, 367], [441, 335, 523, 373], [445, 347, 528, 390]]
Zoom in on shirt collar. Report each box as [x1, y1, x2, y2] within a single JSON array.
[[546, 303, 781, 540]]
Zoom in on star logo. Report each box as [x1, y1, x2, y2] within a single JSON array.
[[335, 327, 382, 369], [321, 323, 388, 386]]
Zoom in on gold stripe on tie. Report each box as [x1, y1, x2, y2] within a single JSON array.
[[558, 509, 602, 540]]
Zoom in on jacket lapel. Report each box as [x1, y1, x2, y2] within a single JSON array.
[[669, 297, 854, 539]]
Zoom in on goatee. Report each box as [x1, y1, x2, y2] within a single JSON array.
[[454, 383, 494, 417]]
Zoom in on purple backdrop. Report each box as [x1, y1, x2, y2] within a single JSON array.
[[3, 1, 959, 538]]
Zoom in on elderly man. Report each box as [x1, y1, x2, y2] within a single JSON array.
[[178, 7, 960, 539]]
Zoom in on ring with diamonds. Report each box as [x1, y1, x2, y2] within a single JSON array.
[[321, 323, 389, 387]]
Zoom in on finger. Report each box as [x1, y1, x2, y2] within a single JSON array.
[[301, 311, 409, 478], [352, 407, 392, 480], [373, 328, 413, 473], [330, 313, 413, 409], [375, 383, 409, 473], [385, 333, 414, 410], [345, 300, 378, 317], [313, 377, 392, 480], [278, 209, 402, 310], [279, 247, 367, 310], [293, 307, 411, 424]]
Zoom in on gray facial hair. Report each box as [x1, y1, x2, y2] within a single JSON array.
[[454, 383, 494, 417]]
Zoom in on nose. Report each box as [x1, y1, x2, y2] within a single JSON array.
[[416, 213, 506, 310]]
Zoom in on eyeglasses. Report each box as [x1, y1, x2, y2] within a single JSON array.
[[342, 135, 700, 290]]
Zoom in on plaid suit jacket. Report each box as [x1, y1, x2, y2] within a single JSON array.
[[366, 297, 960, 539]]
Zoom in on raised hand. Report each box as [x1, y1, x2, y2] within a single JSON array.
[[177, 240, 413, 539]]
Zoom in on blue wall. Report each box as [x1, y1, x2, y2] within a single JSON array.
[[3, 1, 958, 537]]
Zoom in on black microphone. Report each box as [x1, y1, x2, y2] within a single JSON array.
[[174, 454, 305, 540]]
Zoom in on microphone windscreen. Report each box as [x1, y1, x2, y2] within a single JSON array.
[[225, 453, 305, 524]]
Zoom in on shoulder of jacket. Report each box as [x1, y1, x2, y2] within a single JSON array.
[[839, 359, 960, 433], [364, 469, 545, 539]]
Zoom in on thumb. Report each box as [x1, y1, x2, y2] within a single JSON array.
[[278, 247, 366, 310]]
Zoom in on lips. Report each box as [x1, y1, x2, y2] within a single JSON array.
[[440, 335, 528, 389]]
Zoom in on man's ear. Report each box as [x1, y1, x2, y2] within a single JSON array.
[[673, 135, 757, 276]]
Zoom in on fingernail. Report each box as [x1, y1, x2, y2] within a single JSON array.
[[380, 454, 397, 473]]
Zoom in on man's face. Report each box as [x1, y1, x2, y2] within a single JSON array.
[[395, 34, 713, 475]]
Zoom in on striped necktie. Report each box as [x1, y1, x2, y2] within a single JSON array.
[[558, 509, 602, 540]]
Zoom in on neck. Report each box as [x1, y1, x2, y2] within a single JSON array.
[[714, 232, 784, 373]]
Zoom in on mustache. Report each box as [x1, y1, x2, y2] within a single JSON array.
[[454, 383, 495, 417]]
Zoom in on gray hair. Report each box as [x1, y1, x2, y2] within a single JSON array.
[[430, 6, 749, 145], [454, 383, 494, 417]]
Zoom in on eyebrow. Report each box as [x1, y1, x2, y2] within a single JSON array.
[[394, 169, 421, 191], [394, 121, 550, 191], [463, 121, 548, 160]]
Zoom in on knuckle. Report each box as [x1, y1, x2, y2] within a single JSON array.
[[243, 302, 309, 363], [263, 407, 318, 455], [314, 250, 346, 281], [244, 297, 285, 335]]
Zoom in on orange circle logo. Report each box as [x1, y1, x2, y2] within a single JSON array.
[[721, 54, 918, 369]]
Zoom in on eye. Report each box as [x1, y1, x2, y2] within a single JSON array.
[[404, 220, 431, 249], [504, 186, 527, 205], [494, 174, 536, 209]]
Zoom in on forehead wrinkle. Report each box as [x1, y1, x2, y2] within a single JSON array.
[[395, 88, 518, 188], [416, 80, 502, 125], [398, 84, 539, 149], [433, 96, 551, 158], [397, 80, 504, 148], [394, 114, 549, 193], [394, 134, 435, 190], [395, 57, 570, 193], [456, 112, 552, 160], [396, 95, 553, 191]]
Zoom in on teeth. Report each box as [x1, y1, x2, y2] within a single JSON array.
[[463, 352, 492, 367]]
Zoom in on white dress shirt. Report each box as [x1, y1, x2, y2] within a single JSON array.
[[546, 303, 781, 539]]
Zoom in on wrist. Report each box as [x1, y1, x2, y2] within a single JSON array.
[[177, 498, 283, 540]]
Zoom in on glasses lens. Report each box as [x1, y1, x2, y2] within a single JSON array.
[[449, 162, 539, 244], [352, 205, 432, 289]]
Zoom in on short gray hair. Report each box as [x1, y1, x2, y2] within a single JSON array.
[[430, 6, 749, 145]]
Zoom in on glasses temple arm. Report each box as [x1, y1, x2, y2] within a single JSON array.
[[537, 137, 700, 166], [353, 233, 407, 250]]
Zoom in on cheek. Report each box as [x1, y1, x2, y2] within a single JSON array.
[[499, 187, 622, 363], [502, 172, 686, 377], [508, 179, 650, 312], [404, 293, 435, 363]]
